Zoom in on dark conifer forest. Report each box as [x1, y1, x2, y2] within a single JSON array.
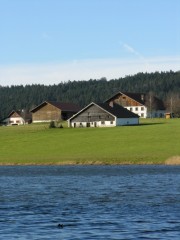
[[0, 71, 180, 119]]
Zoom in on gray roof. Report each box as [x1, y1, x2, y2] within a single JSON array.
[[97, 103, 139, 118]]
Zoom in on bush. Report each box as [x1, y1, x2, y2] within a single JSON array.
[[49, 121, 56, 128]]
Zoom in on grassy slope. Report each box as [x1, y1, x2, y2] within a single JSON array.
[[0, 119, 180, 165]]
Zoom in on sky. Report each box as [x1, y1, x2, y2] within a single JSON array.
[[0, 0, 180, 86]]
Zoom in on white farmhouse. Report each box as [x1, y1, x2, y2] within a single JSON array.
[[2, 110, 32, 126], [68, 102, 139, 128], [105, 92, 166, 118]]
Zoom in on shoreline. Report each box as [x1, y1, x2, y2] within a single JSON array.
[[0, 161, 180, 166]]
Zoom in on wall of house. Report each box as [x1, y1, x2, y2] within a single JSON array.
[[4, 117, 25, 125], [32, 103, 61, 122], [125, 106, 147, 118], [147, 110, 165, 118], [69, 117, 139, 128], [70, 105, 114, 123], [69, 120, 116, 128], [116, 118, 139, 126], [68, 104, 117, 127]]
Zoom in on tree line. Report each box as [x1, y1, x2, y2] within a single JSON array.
[[0, 70, 180, 119]]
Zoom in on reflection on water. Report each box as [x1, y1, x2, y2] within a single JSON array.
[[0, 165, 180, 239]]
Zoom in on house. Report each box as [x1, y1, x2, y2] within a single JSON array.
[[30, 101, 80, 123], [105, 92, 166, 118], [68, 102, 139, 128], [1, 110, 32, 126]]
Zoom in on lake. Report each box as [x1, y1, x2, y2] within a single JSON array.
[[0, 165, 180, 239]]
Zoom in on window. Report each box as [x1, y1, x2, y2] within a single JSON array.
[[110, 121, 113, 124], [130, 107, 133, 111], [141, 107, 144, 111], [101, 121, 105, 125], [141, 113, 144, 117], [135, 107, 138, 111]]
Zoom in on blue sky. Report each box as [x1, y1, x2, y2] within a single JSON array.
[[0, 0, 179, 86]]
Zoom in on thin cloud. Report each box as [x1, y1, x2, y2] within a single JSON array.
[[122, 42, 144, 59], [121, 42, 151, 70], [0, 56, 180, 86]]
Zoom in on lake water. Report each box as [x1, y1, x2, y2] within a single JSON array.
[[0, 165, 180, 239]]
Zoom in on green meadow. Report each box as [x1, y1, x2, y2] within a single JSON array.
[[0, 119, 180, 165]]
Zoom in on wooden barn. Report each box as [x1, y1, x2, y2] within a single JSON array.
[[2, 110, 32, 126], [31, 101, 80, 123], [105, 92, 165, 118], [68, 102, 139, 128]]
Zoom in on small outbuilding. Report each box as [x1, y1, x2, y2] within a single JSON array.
[[31, 101, 80, 123], [68, 102, 139, 128]]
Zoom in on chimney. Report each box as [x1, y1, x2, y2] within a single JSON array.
[[109, 101, 114, 108], [141, 94, 144, 101]]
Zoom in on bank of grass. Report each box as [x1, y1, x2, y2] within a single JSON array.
[[0, 119, 180, 165]]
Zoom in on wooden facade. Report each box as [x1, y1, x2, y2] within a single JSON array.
[[108, 93, 144, 107], [32, 103, 61, 122], [31, 101, 80, 123], [71, 104, 114, 123]]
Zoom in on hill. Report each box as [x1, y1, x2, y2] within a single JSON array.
[[0, 71, 180, 119]]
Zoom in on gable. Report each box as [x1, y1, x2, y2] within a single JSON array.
[[69, 102, 139, 123], [36, 102, 60, 113], [32, 102, 61, 121], [70, 104, 114, 122], [105, 91, 165, 110], [106, 92, 144, 107], [9, 111, 22, 118], [31, 101, 80, 113]]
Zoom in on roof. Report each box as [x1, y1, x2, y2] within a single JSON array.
[[31, 101, 80, 113], [68, 102, 139, 121], [105, 91, 165, 110], [7, 110, 32, 120], [98, 102, 139, 118], [105, 91, 146, 105]]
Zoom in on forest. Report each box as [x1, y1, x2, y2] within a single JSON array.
[[0, 71, 180, 119]]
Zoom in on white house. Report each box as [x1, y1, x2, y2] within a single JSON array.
[[105, 92, 166, 118], [68, 102, 139, 128], [2, 110, 32, 126]]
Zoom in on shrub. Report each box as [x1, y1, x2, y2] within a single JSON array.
[[49, 121, 56, 128]]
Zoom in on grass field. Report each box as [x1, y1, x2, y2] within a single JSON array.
[[0, 119, 180, 165]]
